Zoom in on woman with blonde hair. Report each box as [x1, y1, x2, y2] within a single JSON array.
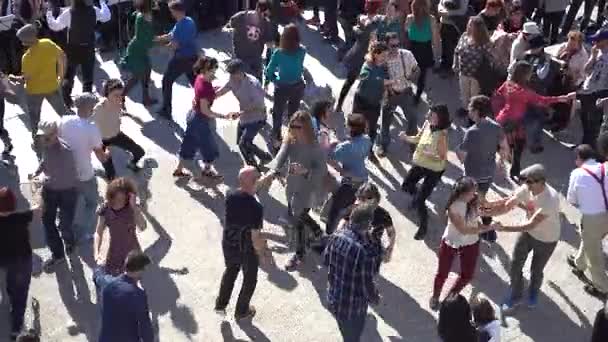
[[454, 16, 494, 117], [269, 111, 327, 271], [557, 30, 589, 89], [405, 0, 440, 104]]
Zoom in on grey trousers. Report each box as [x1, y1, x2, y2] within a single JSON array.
[[381, 90, 416, 149], [509, 232, 557, 300], [25, 90, 67, 135]]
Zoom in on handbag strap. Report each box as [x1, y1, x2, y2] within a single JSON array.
[[581, 163, 608, 211]]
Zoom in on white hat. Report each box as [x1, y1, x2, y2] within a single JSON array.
[[522, 22, 541, 35]]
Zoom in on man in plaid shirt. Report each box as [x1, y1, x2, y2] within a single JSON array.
[[324, 202, 382, 341]]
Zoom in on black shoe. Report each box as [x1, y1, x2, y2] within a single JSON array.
[[376, 146, 387, 158], [413, 227, 427, 240], [368, 153, 380, 164], [583, 284, 608, 299], [235, 306, 256, 321], [43, 256, 66, 273]]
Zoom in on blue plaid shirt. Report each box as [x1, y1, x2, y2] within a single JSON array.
[[324, 227, 382, 320]]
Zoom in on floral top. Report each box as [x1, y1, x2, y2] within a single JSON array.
[[453, 35, 494, 77]]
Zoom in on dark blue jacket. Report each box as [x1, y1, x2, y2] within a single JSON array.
[[94, 268, 154, 342]]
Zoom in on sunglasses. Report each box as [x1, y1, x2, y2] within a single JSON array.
[[289, 125, 303, 129], [487, 2, 501, 7], [390, 44, 399, 48]]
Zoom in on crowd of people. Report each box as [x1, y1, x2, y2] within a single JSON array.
[[2, 0, 608, 341]]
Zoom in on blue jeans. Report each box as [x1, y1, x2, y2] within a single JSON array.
[[42, 187, 78, 259], [1, 256, 32, 334], [237, 120, 270, 167], [75, 177, 99, 241], [335, 312, 367, 342], [180, 112, 219, 164], [524, 107, 546, 148]]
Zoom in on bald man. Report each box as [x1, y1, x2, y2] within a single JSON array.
[[214, 166, 273, 320]]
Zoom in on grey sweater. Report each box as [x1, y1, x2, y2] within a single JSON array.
[[270, 141, 327, 216]]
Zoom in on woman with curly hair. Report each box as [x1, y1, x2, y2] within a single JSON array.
[[94, 177, 147, 275]]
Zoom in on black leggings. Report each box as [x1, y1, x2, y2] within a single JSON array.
[[336, 69, 359, 111], [353, 94, 381, 147], [402, 165, 444, 232], [102, 132, 145, 179], [294, 209, 321, 258], [325, 182, 359, 235]]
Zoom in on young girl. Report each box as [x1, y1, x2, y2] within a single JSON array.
[[429, 177, 495, 310], [93, 79, 146, 180], [94, 177, 147, 275]]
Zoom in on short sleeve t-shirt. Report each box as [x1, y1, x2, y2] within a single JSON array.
[[230, 10, 276, 61], [341, 205, 393, 242], [59, 115, 103, 181], [0, 210, 34, 265], [514, 184, 561, 243], [442, 200, 479, 248], [223, 190, 263, 256], [22, 38, 63, 94], [459, 118, 502, 184], [225, 74, 266, 124], [192, 75, 216, 113], [170, 16, 198, 58]]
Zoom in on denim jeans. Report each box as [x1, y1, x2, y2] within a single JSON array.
[[272, 81, 305, 139], [25, 90, 66, 136], [335, 312, 367, 342], [524, 106, 546, 148], [0, 94, 10, 149], [179, 112, 219, 166], [161, 55, 197, 113], [1, 256, 33, 334], [42, 187, 78, 259], [509, 232, 557, 301], [102, 132, 145, 180], [353, 94, 381, 148], [237, 120, 270, 167], [215, 249, 259, 316], [381, 90, 416, 149], [75, 177, 99, 241]]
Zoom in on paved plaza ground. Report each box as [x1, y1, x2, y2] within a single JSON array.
[[0, 21, 607, 341]]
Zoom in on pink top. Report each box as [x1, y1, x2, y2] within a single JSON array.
[[192, 75, 216, 113], [495, 81, 563, 124]]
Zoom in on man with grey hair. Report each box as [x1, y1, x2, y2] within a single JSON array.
[[324, 202, 382, 341], [59, 93, 109, 242], [29, 119, 79, 271], [483, 163, 561, 312], [216, 59, 272, 171], [9, 24, 67, 142]]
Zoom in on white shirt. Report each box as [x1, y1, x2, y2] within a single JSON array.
[[581, 50, 608, 94], [59, 115, 103, 181], [514, 184, 561, 243], [45, 1, 111, 31], [386, 49, 418, 93], [442, 200, 479, 248], [567, 160, 608, 215], [510, 34, 529, 65]]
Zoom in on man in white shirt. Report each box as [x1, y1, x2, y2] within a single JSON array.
[[379, 32, 419, 157], [567, 142, 608, 297], [509, 21, 540, 66], [46, 0, 111, 106], [60, 93, 109, 242], [486, 164, 561, 312]]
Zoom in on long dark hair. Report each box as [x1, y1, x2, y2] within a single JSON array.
[[445, 177, 478, 219], [429, 104, 451, 131], [438, 294, 477, 342]]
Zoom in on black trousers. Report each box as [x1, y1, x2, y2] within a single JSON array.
[[542, 11, 564, 45], [325, 0, 339, 37], [509, 138, 525, 178], [63, 44, 96, 106], [336, 69, 359, 111], [353, 93, 381, 147], [578, 89, 608, 146], [561, 0, 596, 33], [215, 249, 259, 315], [294, 208, 321, 258], [0, 29, 23, 74], [100, 3, 133, 49], [439, 23, 459, 71], [161, 55, 197, 114], [102, 132, 145, 179], [325, 182, 359, 235], [402, 165, 444, 232]]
